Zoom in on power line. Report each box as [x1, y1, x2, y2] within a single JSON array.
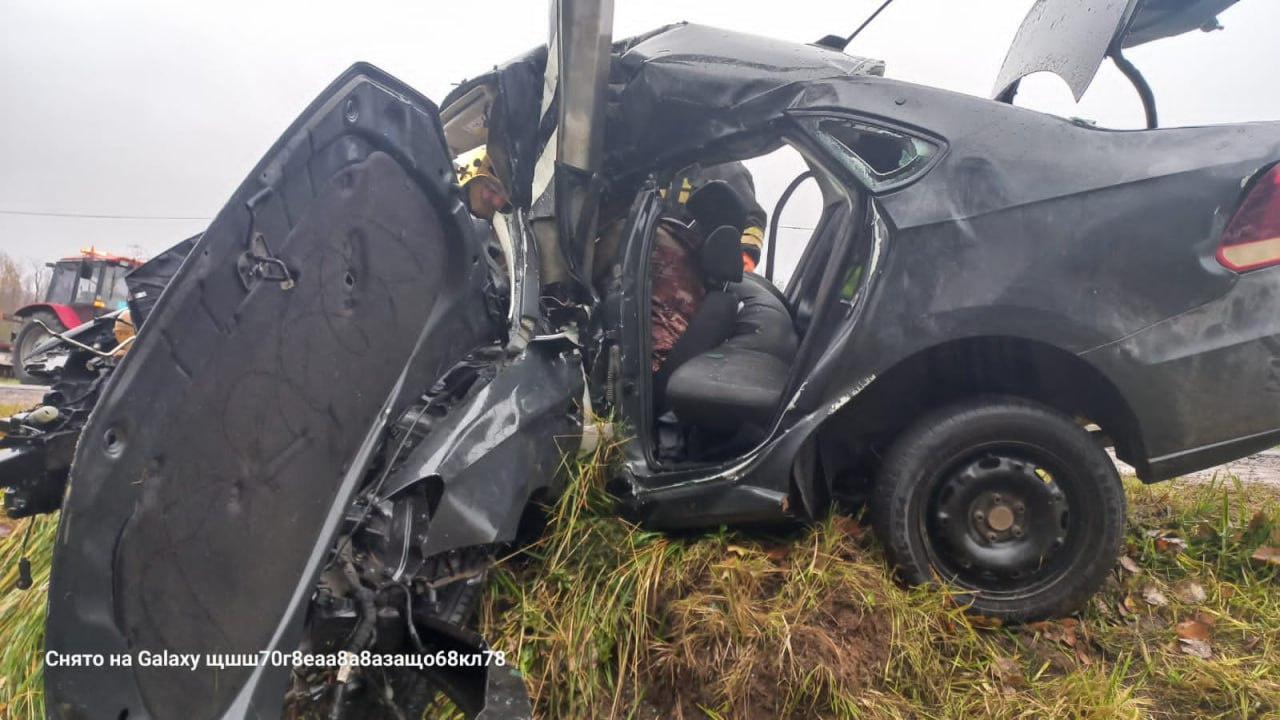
[[0, 209, 211, 221]]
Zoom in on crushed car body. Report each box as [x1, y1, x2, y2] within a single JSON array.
[[0, 0, 1275, 717]]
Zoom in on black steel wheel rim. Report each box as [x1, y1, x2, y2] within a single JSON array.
[[920, 441, 1079, 599]]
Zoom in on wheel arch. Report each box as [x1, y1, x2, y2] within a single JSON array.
[[14, 303, 78, 331], [810, 334, 1148, 498]]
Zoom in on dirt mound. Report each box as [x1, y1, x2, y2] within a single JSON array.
[[649, 525, 893, 720]]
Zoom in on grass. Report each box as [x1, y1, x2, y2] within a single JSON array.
[[0, 513, 55, 718], [2, 443, 1278, 719], [477, 449, 1280, 720]]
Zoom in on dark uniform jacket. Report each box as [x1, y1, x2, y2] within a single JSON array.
[[663, 161, 768, 234]]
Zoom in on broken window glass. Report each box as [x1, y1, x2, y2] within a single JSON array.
[[802, 117, 937, 192]]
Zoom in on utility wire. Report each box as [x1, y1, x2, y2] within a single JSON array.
[[0, 209, 210, 221]]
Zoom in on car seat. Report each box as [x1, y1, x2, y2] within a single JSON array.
[[652, 178, 800, 447], [665, 273, 798, 439]]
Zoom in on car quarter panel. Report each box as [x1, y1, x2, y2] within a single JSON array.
[[786, 76, 1280, 478], [1082, 267, 1280, 479]]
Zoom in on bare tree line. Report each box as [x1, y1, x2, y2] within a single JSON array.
[[0, 251, 50, 321]]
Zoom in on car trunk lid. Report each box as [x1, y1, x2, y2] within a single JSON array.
[[992, 0, 1240, 101]]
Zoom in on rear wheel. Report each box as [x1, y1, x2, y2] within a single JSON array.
[[870, 396, 1125, 621], [13, 310, 64, 385]]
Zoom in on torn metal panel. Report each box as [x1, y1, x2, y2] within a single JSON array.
[[443, 46, 549, 210], [377, 337, 584, 559], [442, 23, 884, 211], [605, 23, 884, 184], [125, 234, 198, 327], [993, 0, 1136, 101]]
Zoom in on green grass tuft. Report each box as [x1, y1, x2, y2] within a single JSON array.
[[0, 514, 55, 719]]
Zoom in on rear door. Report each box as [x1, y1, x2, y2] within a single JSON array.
[[45, 63, 501, 719]]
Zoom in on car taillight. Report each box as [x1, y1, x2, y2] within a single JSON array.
[[1218, 164, 1280, 272]]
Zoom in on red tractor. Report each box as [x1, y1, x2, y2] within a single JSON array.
[[8, 248, 142, 384]]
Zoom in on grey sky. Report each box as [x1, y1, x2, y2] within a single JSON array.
[[1, 0, 1277, 273]]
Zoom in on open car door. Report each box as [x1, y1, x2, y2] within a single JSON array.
[[45, 63, 502, 719]]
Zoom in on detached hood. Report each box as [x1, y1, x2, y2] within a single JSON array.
[[992, 0, 1240, 101], [44, 63, 500, 719]]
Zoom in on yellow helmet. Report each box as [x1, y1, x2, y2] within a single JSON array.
[[455, 146, 503, 192]]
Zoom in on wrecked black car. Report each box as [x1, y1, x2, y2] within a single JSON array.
[[12, 0, 1280, 717]]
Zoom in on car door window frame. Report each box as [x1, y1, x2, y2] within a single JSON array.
[[790, 110, 947, 194]]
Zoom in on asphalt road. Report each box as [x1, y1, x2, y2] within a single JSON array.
[[1110, 448, 1280, 488], [0, 384, 47, 408]]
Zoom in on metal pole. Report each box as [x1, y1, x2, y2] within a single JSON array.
[[529, 0, 614, 296]]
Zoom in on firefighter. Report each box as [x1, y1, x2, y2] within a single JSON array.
[[642, 161, 768, 369], [662, 161, 768, 272], [455, 146, 516, 305], [592, 161, 769, 371], [455, 146, 511, 221]]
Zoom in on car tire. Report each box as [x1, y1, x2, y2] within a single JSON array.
[[13, 310, 64, 385], [870, 396, 1125, 621]]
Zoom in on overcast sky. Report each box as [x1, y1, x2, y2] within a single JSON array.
[[1, 0, 1277, 274]]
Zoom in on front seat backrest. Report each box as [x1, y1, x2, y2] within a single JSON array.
[[701, 225, 744, 287], [686, 179, 749, 234]]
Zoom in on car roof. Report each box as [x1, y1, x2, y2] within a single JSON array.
[[441, 23, 885, 208]]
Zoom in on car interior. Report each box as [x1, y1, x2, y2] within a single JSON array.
[[453, 107, 885, 467], [643, 136, 869, 465]]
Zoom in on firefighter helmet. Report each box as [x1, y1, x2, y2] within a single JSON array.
[[455, 146, 510, 218], [455, 147, 502, 191]]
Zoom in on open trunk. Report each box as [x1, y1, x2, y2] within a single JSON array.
[[992, 0, 1240, 101]]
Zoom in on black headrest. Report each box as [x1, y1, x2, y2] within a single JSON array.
[[686, 179, 749, 233], [701, 225, 744, 285]]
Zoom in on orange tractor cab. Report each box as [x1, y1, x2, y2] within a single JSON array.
[[9, 248, 142, 384]]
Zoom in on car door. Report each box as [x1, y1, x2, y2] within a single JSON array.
[[44, 63, 503, 719], [594, 185, 664, 461]]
